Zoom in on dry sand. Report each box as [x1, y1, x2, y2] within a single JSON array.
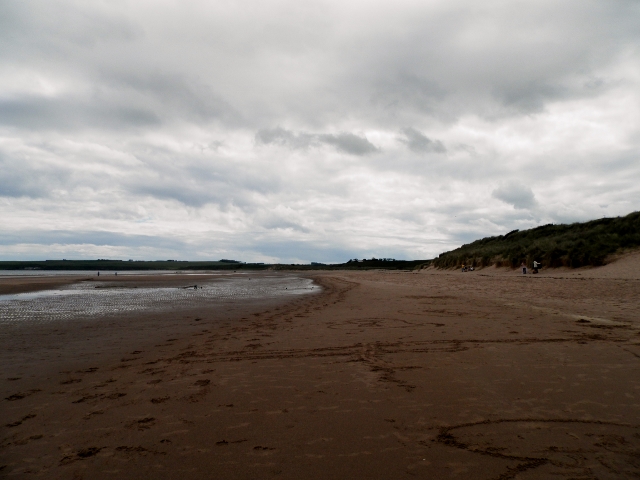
[[1, 258, 639, 479]]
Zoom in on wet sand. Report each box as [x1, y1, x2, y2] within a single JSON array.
[[0, 273, 239, 296], [1, 259, 640, 479], [0, 276, 92, 296]]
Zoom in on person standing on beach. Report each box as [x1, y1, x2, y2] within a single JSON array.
[[521, 262, 527, 274]]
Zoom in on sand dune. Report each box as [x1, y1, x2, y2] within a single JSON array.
[[1, 260, 639, 479]]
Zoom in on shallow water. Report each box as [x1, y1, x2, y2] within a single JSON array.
[[0, 275, 315, 326], [0, 270, 228, 277]]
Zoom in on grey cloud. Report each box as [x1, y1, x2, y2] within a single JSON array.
[[105, 74, 244, 126], [348, 2, 640, 124], [256, 128, 378, 156], [0, 166, 47, 199], [3, 1, 639, 132], [0, 1, 639, 263], [0, 1, 140, 56], [371, 74, 449, 118], [261, 219, 309, 233], [0, 230, 187, 250], [124, 154, 284, 209], [129, 177, 272, 210], [0, 74, 243, 132], [0, 96, 161, 131], [0, 153, 70, 199], [131, 183, 220, 208], [399, 127, 446, 154], [317, 133, 378, 156], [255, 127, 314, 149], [494, 79, 568, 114], [492, 183, 538, 210]]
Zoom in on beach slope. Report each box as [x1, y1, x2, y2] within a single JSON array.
[[1, 261, 639, 479]]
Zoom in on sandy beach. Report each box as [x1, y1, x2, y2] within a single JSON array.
[[1, 257, 640, 479]]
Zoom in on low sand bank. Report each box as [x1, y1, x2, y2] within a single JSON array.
[[1, 265, 639, 479]]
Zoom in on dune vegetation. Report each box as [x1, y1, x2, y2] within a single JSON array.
[[433, 211, 640, 269]]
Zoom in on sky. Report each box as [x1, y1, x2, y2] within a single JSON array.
[[1, 0, 639, 263]]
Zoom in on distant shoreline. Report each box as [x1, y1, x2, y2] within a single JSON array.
[[0, 259, 431, 272]]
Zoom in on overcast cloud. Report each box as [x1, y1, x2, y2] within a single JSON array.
[[1, 0, 639, 262]]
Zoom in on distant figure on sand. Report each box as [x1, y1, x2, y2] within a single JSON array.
[[533, 260, 540, 274], [521, 262, 527, 274], [97, 271, 100, 277]]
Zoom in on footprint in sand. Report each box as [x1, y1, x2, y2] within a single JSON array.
[[5, 389, 41, 401], [59, 447, 103, 465], [60, 378, 82, 385], [5, 413, 36, 427], [126, 417, 156, 431], [9, 434, 44, 446]]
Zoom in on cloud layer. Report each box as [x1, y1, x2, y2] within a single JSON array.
[[1, 0, 639, 262], [256, 127, 378, 155]]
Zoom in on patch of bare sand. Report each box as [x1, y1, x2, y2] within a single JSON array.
[[579, 249, 640, 279], [1, 270, 639, 479]]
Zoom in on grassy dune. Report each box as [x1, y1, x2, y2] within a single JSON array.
[[433, 211, 640, 269]]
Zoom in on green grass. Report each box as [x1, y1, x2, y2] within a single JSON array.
[[433, 211, 640, 269]]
